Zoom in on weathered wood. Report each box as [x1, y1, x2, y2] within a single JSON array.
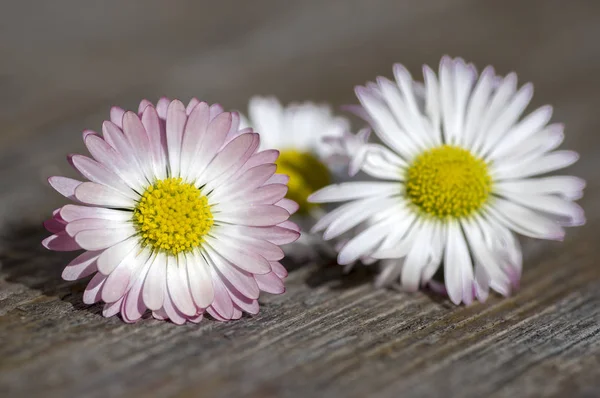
[[1, 1, 600, 397]]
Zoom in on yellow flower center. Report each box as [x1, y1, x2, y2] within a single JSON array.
[[133, 178, 213, 255], [405, 145, 492, 219], [276, 149, 331, 215]]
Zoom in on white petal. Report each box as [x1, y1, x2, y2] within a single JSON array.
[[444, 221, 474, 305], [488, 106, 554, 159], [187, 251, 214, 308], [472, 72, 517, 155], [143, 252, 166, 311], [496, 193, 585, 227], [494, 176, 586, 201], [323, 197, 400, 240], [74, 225, 136, 251], [60, 204, 131, 223], [166, 255, 197, 316], [166, 100, 187, 178], [491, 150, 579, 180], [205, 236, 271, 274], [74, 182, 135, 209], [401, 222, 433, 291], [355, 86, 417, 160], [308, 182, 400, 203], [463, 66, 495, 150], [338, 221, 393, 265], [487, 199, 565, 240], [479, 83, 534, 157], [97, 236, 138, 274]]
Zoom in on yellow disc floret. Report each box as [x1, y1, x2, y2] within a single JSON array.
[[276, 149, 331, 214], [133, 178, 213, 255], [405, 145, 492, 219]]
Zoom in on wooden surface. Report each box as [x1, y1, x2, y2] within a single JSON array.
[[1, 1, 600, 397]]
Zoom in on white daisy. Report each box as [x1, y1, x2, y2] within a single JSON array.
[[308, 57, 585, 305], [240, 96, 350, 260], [43, 98, 300, 324]]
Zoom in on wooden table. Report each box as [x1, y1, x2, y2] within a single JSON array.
[[1, 1, 599, 397]]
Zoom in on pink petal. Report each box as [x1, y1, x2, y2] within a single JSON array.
[[166, 100, 187, 177], [180, 101, 210, 178], [84, 134, 144, 192], [70, 155, 136, 198], [110, 106, 125, 128], [217, 205, 289, 227], [65, 218, 127, 238], [189, 313, 204, 323], [208, 268, 234, 319], [97, 237, 137, 274], [48, 176, 82, 201], [75, 182, 135, 208], [266, 174, 289, 185], [248, 184, 288, 205], [137, 99, 153, 114], [62, 250, 101, 281], [102, 297, 124, 318], [83, 273, 106, 304], [206, 247, 260, 299], [42, 232, 81, 251], [206, 306, 228, 322], [121, 263, 150, 322], [141, 105, 168, 180], [162, 291, 186, 325], [255, 272, 285, 294], [227, 286, 260, 314], [231, 306, 243, 320], [206, 236, 271, 274], [152, 309, 168, 320], [186, 252, 215, 309], [74, 226, 135, 251], [156, 97, 170, 119], [102, 121, 137, 164], [236, 150, 279, 176], [216, 164, 277, 201], [190, 112, 232, 179], [199, 133, 256, 185], [270, 261, 288, 279], [44, 217, 65, 234], [235, 226, 300, 246], [143, 253, 166, 311], [275, 199, 299, 215], [277, 221, 300, 233], [166, 256, 197, 316], [60, 204, 131, 223], [202, 133, 260, 189], [186, 98, 200, 115], [209, 103, 224, 120], [122, 111, 153, 178]]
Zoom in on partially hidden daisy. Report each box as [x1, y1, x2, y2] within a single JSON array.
[[43, 98, 300, 324], [240, 96, 350, 260], [309, 57, 585, 305]]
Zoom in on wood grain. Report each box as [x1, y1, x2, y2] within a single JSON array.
[[1, 1, 600, 397]]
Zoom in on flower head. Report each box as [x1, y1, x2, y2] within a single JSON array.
[[43, 98, 300, 324], [241, 96, 350, 261], [309, 57, 585, 305]]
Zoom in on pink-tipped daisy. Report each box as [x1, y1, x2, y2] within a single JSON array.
[[240, 96, 350, 261], [43, 98, 300, 324], [309, 57, 585, 305]]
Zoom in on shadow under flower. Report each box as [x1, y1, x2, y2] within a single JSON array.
[[304, 260, 377, 291]]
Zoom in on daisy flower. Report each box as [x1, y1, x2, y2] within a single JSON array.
[[43, 98, 300, 324], [240, 96, 350, 260], [309, 57, 585, 305]]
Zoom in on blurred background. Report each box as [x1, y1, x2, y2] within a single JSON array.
[[1, 1, 599, 397]]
